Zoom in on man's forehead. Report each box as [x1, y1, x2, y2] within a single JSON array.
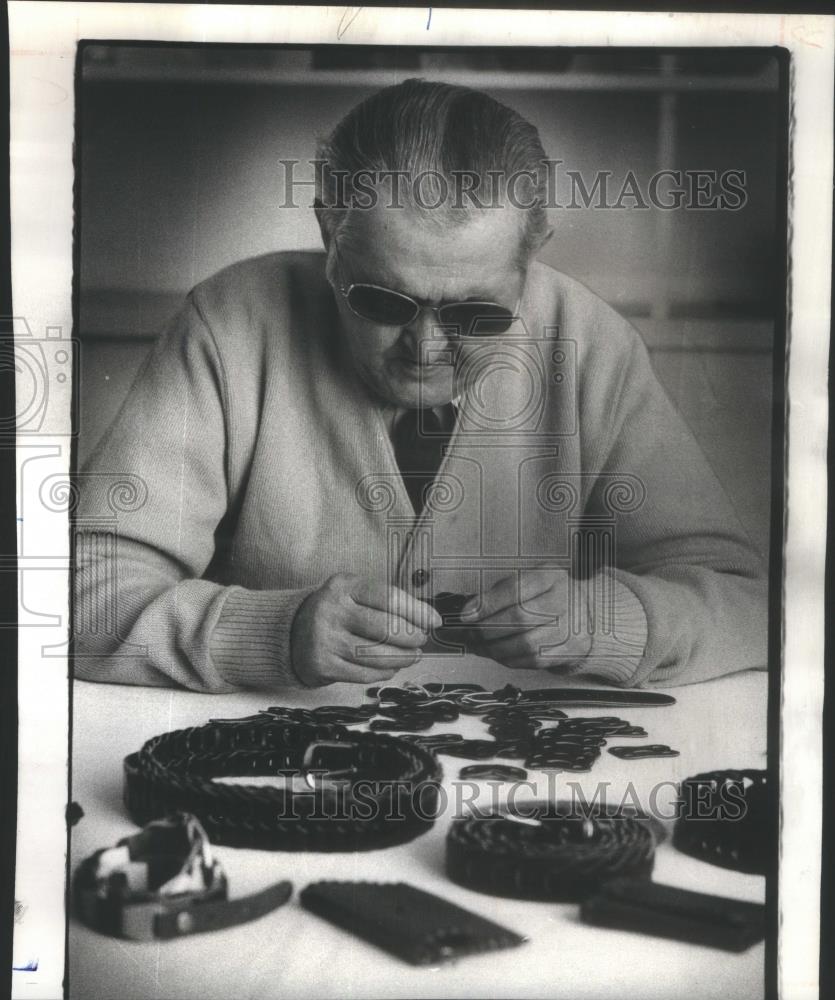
[[339, 203, 525, 294]]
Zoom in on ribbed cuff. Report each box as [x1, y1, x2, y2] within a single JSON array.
[[211, 586, 316, 690], [583, 573, 648, 687]]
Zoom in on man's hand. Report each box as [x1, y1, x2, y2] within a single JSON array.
[[291, 573, 442, 686], [458, 569, 593, 672]]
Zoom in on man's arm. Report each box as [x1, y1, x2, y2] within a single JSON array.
[[583, 320, 768, 687], [457, 274, 767, 688], [73, 294, 314, 692]]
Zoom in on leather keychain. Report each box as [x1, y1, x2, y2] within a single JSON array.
[[74, 813, 292, 940]]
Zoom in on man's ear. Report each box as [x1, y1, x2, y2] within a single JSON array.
[[313, 199, 331, 251]]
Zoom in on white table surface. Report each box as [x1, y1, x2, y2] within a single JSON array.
[[68, 660, 768, 1000]]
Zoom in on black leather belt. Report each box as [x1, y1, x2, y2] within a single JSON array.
[[452, 685, 676, 710], [673, 769, 771, 875], [124, 719, 442, 851], [74, 813, 293, 940], [446, 800, 657, 901]]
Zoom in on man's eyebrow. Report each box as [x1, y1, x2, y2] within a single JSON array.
[[347, 256, 419, 294]]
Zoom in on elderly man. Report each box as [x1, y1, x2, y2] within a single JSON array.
[[74, 79, 767, 692]]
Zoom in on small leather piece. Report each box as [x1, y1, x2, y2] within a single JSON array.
[[429, 591, 475, 627], [580, 877, 766, 951], [311, 705, 379, 723], [483, 709, 546, 725], [152, 880, 293, 940], [494, 742, 534, 759], [435, 740, 503, 759], [458, 764, 528, 781], [300, 880, 526, 965], [524, 718, 624, 771], [487, 724, 539, 741], [608, 745, 679, 760], [369, 718, 434, 733], [399, 733, 463, 746]]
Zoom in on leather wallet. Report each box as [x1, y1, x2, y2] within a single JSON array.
[[580, 877, 766, 951], [300, 880, 526, 965]]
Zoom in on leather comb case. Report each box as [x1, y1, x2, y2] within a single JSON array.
[[300, 880, 526, 965], [580, 877, 765, 951]]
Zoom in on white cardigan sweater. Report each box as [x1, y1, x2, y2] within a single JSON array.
[[74, 252, 768, 692]]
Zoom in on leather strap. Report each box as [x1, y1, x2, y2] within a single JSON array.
[[469, 686, 676, 708], [151, 880, 293, 940]]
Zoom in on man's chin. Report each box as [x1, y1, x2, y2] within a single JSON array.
[[384, 363, 453, 408]]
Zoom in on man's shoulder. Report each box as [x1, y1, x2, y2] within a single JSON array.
[[526, 260, 644, 355], [188, 250, 327, 334]]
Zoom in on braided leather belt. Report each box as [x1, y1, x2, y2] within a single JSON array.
[[124, 719, 442, 851], [673, 769, 771, 875], [446, 800, 656, 901]]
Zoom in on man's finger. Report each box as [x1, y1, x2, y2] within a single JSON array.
[[460, 570, 567, 624], [350, 579, 441, 632], [468, 588, 567, 636], [347, 605, 428, 648], [325, 656, 403, 685], [343, 637, 423, 671], [467, 618, 550, 642], [468, 625, 576, 665]]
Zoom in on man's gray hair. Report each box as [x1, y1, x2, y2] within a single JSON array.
[[315, 78, 550, 265]]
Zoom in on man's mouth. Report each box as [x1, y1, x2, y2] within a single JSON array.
[[395, 355, 424, 376], [395, 352, 450, 377]]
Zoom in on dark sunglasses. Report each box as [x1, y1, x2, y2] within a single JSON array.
[[334, 250, 519, 337]]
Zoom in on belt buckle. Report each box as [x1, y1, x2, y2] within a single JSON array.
[[302, 740, 358, 781]]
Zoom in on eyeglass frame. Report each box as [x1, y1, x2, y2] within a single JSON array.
[[331, 244, 523, 338]]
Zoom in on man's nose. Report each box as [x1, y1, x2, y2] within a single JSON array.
[[402, 306, 452, 354]]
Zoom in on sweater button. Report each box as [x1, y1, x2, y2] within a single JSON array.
[[412, 568, 429, 588]]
